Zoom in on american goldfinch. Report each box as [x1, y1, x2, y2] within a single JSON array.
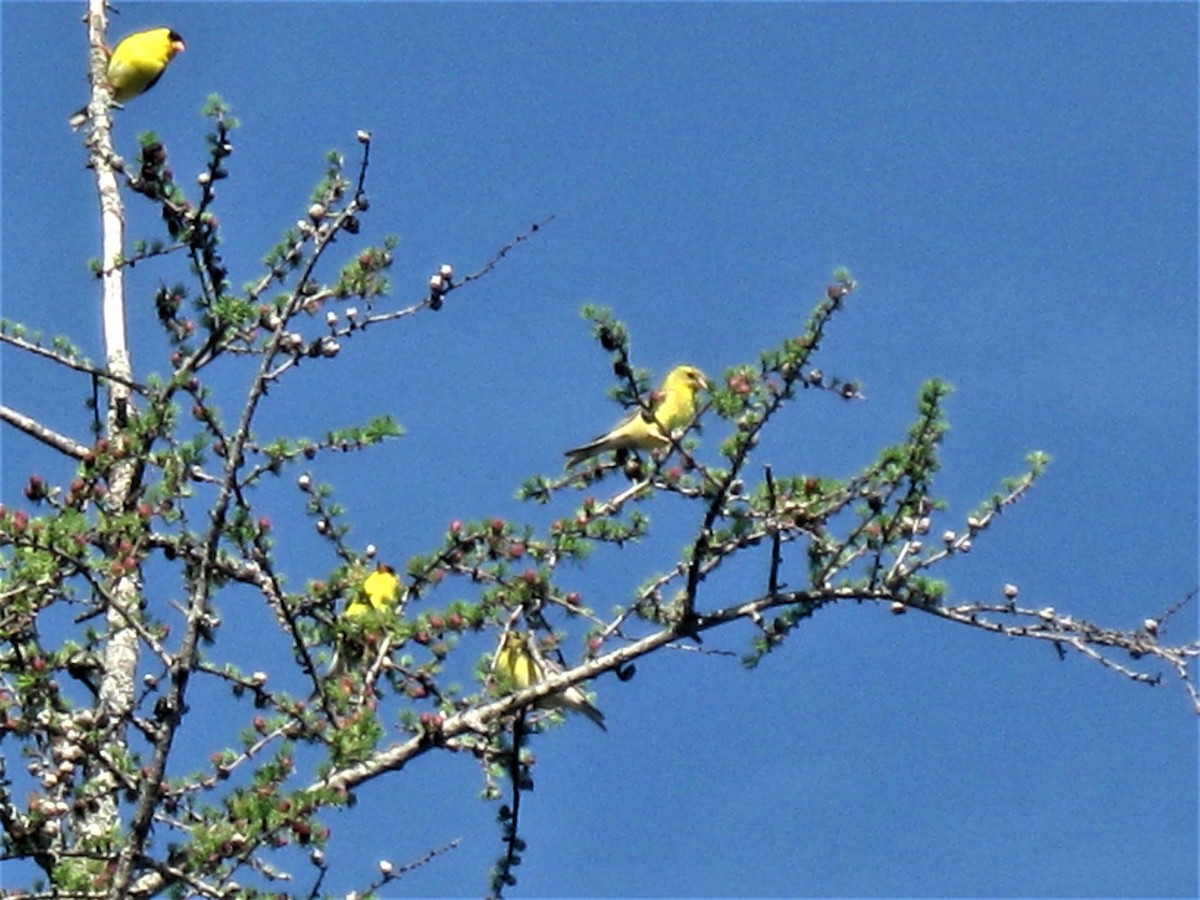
[[495, 631, 606, 730], [329, 564, 399, 677], [69, 27, 187, 129], [565, 365, 708, 467], [346, 563, 400, 619]]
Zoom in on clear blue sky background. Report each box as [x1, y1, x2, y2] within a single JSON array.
[[1, 3, 1197, 898]]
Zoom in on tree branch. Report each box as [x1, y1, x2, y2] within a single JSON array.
[[0, 403, 89, 459]]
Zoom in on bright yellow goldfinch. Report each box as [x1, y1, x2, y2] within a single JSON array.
[[329, 564, 399, 678], [69, 28, 187, 129], [346, 563, 400, 619], [495, 631, 606, 730], [564, 365, 708, 467]]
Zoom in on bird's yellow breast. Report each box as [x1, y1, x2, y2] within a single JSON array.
[[498, 634, 541, 689], [107, 28, 184, 103], [653, 365, 707, 431]]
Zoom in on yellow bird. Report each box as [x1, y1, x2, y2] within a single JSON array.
[[346, 563, 400, 619], [495, 631, 606, 730], [566, 364, 705, 468], [328, 564, 399, 678], [69, 27, 187, 129], [564, 365, 708, 467]]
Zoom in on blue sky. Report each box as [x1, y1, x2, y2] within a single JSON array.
[[1, 2, 1197, 898]]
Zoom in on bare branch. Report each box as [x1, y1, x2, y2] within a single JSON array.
[[0, 403, 90, 459]]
